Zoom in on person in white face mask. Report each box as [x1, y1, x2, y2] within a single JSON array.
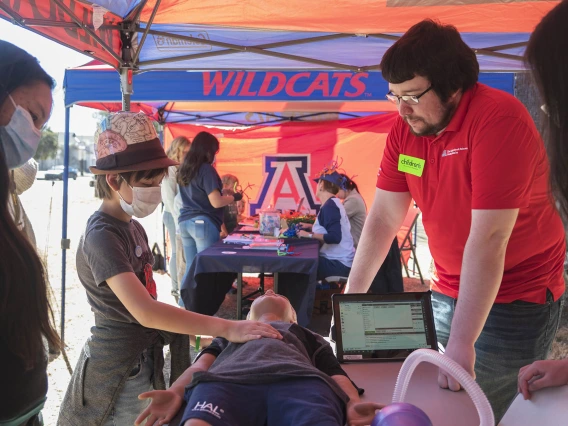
[[0, 40, 54, 170], [59, 111, 283, 426]]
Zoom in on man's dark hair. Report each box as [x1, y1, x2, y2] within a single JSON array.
[[95, 168, 168, 200], [381, 19, 479, 102]]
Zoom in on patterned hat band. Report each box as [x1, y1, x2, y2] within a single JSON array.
[[95, 137, 166, 171]]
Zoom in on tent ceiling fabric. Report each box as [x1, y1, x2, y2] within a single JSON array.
[[0, 1, 559, 72]]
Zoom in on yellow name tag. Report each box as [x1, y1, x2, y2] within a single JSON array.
[[398, 154, 425, 177]]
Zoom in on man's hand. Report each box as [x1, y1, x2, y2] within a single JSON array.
[[438, 341, 476, 391], [135, 389, 183, 426], [224, 320, 283, 343], [346, 401, 384, 426], [518, 359, 568, 400]]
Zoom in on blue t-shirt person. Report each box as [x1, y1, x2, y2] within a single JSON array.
[[179, 163, 224, 231]]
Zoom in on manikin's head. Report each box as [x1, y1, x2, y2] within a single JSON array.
[[247, 290, 297, 323]]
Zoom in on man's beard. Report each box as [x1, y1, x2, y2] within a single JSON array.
[[406, 100, 458, 137]]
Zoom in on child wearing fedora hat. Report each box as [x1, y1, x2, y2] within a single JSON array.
[[297, 164, 355, 280], [58, 112, 281, 426]]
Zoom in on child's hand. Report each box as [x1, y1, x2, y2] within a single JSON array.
[[135, 389, 183, 425], [518, 359, 568, 400], [225, 320, 283, 343]]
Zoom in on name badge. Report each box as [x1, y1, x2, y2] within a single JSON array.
[[398, 154, 425, 177]]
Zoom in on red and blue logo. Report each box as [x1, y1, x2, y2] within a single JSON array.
[[250, 155, 319, 215]]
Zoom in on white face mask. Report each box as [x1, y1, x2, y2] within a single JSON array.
[[118, 182, 162, 218], [2, 95, 42, 169]]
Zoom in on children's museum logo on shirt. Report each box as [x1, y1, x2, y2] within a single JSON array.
[[441, 147, 468, 157], [192, 401, 225, 419]]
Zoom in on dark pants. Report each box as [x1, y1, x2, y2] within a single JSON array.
[[432, 290, 563, 423], [317, 256, 351, 281], [181, 378, 345, 426]]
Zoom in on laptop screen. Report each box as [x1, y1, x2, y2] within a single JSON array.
[[332, 292, 437, 362]]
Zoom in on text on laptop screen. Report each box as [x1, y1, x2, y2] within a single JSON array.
[[339, 300, 430, 352]]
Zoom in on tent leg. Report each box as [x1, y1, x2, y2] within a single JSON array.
[[61, 107, 71, 345]]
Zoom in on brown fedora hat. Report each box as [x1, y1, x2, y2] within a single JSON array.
[[90, 111, 178, 175]]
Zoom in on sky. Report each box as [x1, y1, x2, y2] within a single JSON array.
[[1, 19, 100, 137]]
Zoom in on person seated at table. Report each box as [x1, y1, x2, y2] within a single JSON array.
[[336, 174, 366, 248], [220, 173, 239, 237], [177, 132, 243, 280], [297, 169, 355, 281], [135, 290, 384, 426], [337, 173, 403, 294]]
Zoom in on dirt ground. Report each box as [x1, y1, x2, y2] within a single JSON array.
[[18, 175, 568, 425]]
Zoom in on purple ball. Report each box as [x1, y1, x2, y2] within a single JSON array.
[[371, 403, 433, 426]]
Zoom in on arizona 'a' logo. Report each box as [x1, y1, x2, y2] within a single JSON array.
[[249, 155, 319, 215]]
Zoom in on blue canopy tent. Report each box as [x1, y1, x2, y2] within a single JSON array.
[[1, 0, 554, 342], [64, 62, 515, 126]]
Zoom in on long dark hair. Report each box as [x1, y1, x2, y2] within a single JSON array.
[[177, 132, 220, 186], [525, 0, 568, 220], [0, 151, 60, 368], [381, 19, 479, 102]]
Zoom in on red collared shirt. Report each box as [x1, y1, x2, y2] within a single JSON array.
[[377, 83, 565, 304]]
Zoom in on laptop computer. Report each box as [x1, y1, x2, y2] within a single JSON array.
[[331, 292, 438, 363]]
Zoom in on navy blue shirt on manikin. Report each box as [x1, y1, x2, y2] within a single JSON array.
[[178, 163, 224, 230]]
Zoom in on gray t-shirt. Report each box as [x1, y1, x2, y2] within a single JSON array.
[[192, 322, 350, 404], [343, 190, 367, 248], [76, 211, 154, 324]]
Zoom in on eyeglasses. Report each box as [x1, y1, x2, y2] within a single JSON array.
[[386, 86, 433, 105]]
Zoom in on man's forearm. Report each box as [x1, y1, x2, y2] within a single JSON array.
[[448, 236, 509, 346]]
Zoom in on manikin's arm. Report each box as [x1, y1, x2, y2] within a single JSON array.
[[135, 353, 217, 426], [332, 375, 384, 426]]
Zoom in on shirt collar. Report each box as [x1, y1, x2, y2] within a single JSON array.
[[445, 83, 478, 133]]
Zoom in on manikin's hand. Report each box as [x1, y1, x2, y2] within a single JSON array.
[[225, 320, 283, 343], [518, 359, 568, 400], [135, 389, 182, 426], [346, 401, 385, 426], [438, 341, 476, 391]]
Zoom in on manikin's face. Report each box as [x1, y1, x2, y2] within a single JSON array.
[[249, 290, 297, 323], [388, 75, 460, 137]]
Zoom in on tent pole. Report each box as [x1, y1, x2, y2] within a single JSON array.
[[61, 106, 71, 345], [120, 67, 133, 111]]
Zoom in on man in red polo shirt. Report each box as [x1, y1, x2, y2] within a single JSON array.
[[345, 19, 565, 422]]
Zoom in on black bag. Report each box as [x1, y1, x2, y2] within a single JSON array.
[[152, 243, 166, 272]]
